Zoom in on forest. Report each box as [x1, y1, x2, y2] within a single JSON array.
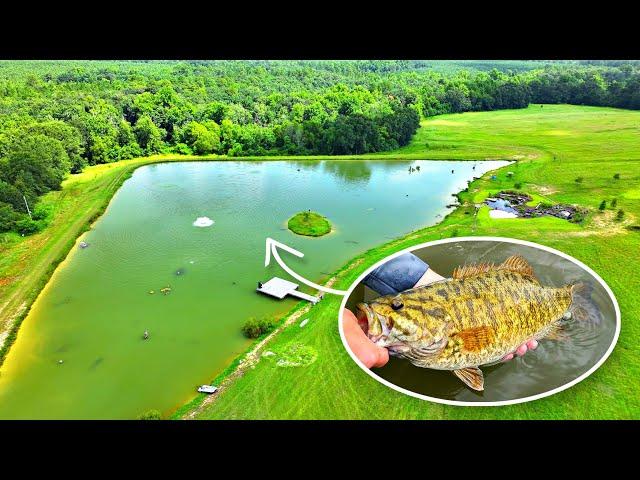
[[1, 60, 640, 234]]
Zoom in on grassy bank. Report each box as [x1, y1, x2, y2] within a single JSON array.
[[186, 104, 640, 419]]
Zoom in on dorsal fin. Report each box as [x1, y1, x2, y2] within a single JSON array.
[[497, 255, 535, 277], [452, 262, 495, 280], [452, 255, 536, 280]]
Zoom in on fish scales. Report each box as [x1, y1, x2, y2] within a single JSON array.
[[356, 255, 578, 391]]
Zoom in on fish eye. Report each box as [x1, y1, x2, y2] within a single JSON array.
[[391, 299, 404, 311]]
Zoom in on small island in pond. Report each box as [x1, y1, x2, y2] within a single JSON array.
[[287, 211, 332, 237]]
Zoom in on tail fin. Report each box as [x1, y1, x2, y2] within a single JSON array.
[[569, 282, 602, 325]]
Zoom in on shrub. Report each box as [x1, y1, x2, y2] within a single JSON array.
[[32, 202, 53, 221], [172, 143, 193, 155], [570, 211, 586, 224], [599, 200, 606, 211], [575, 177, 584, 184], [611, 198, 618, 208], [613, 173, 620, 179], [137, 409, 162, 420], [0, 202, 19, 232], [514, 182, 522, 189], [15, 218, 44, 235], [241, 316, 276, 339], [616, 209, 625, 221]]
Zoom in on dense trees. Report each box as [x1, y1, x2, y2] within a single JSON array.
[[2, 60, 640, 233]]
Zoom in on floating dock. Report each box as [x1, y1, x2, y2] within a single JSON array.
[[256, 277, 320, 304]]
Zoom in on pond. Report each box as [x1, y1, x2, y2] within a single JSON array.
[[0, 159, 508, 419]]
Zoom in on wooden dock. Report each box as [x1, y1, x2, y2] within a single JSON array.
[[256, 277, 320, 304]]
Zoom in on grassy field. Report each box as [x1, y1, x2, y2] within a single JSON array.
[[186, 104, 640, 419]]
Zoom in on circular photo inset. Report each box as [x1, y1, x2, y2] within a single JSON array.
[[339, 237, 620, 406]]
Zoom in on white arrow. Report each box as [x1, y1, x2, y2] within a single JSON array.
[[264, 237, 348, 296]]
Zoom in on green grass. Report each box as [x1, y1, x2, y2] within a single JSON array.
[[188, 105, 640, 419], [287, 211, 332, 237]]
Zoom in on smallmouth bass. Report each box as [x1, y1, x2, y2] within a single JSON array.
[[357, 255, 593, 391]]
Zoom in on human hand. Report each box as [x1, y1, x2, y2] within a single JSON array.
[[500, 339, 538, 362], [343, 308, 389, 368]]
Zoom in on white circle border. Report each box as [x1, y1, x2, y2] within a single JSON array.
[[338, 236, 621, 407]]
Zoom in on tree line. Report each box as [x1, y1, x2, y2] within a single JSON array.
[[1, 60, 640, 234]]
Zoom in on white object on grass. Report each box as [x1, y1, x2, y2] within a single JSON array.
[[300, 319, 309, 328], [489, 210, 518, 219], [193, 217, 214, 227], [197, 385, 218, 394]]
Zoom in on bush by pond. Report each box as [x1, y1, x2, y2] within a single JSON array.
[[15, 218, 46, 235], [137, 409, 162, 420], [242, 316, 276, 339], [287, 211, 331, 237]]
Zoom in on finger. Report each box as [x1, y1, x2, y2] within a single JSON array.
[[516, 344, 528, 356], [372, 346, 390, 368], [342, 309, 388, 369], [501, 353, 514, 362], [527, 339, 538, 350]]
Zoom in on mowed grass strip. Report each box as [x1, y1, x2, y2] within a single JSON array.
[[190, 105, 640, 419]]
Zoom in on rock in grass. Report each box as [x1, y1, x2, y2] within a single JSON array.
[[287, 211, 331, 237]]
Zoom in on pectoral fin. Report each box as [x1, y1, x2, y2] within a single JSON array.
[[453, 366, 484, 391], [545, 322, 569, 341]]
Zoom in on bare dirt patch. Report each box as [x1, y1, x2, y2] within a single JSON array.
[[533, 185, 559, 195]]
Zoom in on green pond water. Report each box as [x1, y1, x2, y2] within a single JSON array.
[[0, 159, 508, 419]]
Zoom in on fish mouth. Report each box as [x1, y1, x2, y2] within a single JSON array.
[[355, 303, 373, 335], [356, 302, 389, 343]]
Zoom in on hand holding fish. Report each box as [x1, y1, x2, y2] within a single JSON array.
[[343, 254, 555, 383], [353, 255, 593, 391], [343, 308, 389, 368]]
